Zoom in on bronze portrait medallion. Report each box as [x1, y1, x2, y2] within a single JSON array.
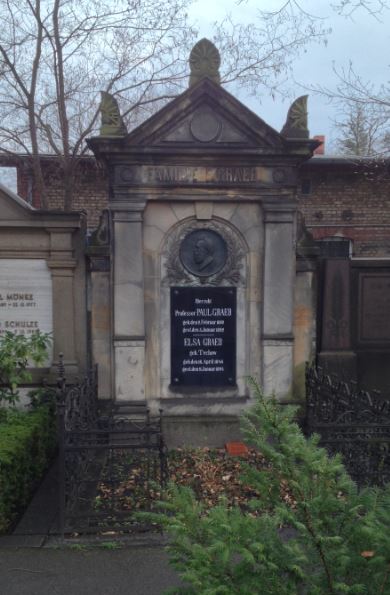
[[179, 229, 227, 277]]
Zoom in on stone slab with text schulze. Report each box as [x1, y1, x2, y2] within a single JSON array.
[[0, 259, 53, 360]]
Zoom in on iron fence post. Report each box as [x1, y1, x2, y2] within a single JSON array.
[[56, 354, 66, 540]]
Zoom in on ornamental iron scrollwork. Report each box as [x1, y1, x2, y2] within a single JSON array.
[[55, 356, 167, 537], [305, 364, 390, 487]]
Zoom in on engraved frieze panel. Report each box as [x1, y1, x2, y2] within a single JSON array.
[[114, 164, 296, 187]]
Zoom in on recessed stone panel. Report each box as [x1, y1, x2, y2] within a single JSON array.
[[0, 259, 53, 343], [358, 272, 390, 343]]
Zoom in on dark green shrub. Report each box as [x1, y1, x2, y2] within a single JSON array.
[[0, 330, 52, 405], [156, 379, 390, 594], [0, 405, 57, 533]]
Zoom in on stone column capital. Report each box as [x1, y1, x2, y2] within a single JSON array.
[[112, 210, 143, 223], [263, 205, 296, 224], [47, 259, 77, 272], [109, 199, 147, 213]]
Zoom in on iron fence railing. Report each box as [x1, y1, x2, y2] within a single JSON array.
[[55, 356, 167, 537], [305, 364, 390, 487]]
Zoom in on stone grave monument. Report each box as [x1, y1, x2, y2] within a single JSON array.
[[88, 39, 318, 445], [0, 181, 87, 383]]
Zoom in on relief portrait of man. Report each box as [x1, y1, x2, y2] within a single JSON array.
[[193, 235, 215, 272], [180, 229, 227, 277]]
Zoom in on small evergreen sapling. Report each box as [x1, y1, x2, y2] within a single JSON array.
[[158, 378, 390, 594]]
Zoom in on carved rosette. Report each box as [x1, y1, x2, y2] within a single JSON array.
[[162, 220, 245, 287]]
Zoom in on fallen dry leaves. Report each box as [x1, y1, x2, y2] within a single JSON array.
[[168, 447, 266, 510], [96, 447, 295, 513]]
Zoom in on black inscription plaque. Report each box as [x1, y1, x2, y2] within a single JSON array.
[[171, 287, 236, 386]]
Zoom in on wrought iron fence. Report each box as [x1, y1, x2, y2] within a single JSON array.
[[56, 357, 167, 537], [305, 364, 390, 487]]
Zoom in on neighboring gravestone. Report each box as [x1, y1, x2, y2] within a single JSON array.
[[318, 258, 356, 379], [357, 272, 390, 342], [0, 182, 87, 378], [0, 259, 53, 340], [351, 264, 390, 393], [318, 260, 390, 393]]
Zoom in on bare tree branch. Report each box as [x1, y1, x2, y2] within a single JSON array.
[[332, 0, 389, 20], [331, 100, 389, 156], [0, 0, 330, 211]]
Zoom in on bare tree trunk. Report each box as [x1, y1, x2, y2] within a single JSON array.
[[62, 160, 76, 212], [52, 0, 72, 210], [29, 153, 48, 209], [27, 0, 49, 208], [0, 0, 48, 208]]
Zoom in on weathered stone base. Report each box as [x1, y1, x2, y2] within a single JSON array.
[[162, 415, 242, 448]]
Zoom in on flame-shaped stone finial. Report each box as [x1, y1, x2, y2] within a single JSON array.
[[99, 91, 127, 137], [189, 39, 221, 87], [281, 95, 309, 138]]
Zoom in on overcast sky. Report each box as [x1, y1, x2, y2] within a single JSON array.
[[188, 0, 389, 152]]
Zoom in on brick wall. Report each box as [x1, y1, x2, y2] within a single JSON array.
[[0, 156, 109, 229], [2, 155, 390, 247], [298, 158, 390, 257], [41, 161, 109, 229]]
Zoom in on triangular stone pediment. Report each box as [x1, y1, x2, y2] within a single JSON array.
[[123, 79, 285, 152], [0, 182, 34, 220], [162, 104, 249, 144]]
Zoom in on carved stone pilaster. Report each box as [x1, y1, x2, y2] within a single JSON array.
[[262, 203, 296, 399], [111, 205, 146, 401]]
